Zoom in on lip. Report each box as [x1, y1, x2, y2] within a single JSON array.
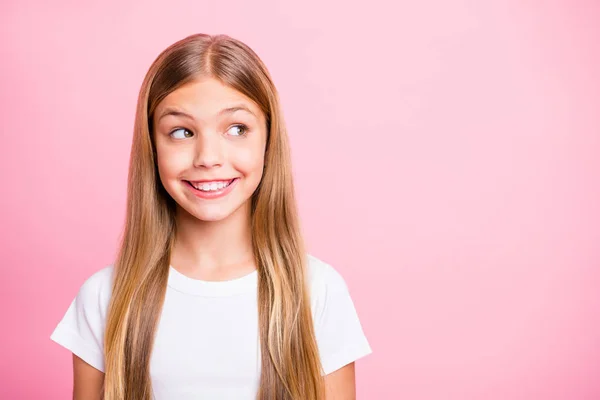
[[188, 178, 235, 184], [184, 178, 238, 199]]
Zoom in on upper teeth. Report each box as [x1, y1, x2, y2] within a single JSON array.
[[190, 180, 231, 191]]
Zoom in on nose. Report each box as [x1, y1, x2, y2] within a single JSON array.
[[193, 131, 224, 168]]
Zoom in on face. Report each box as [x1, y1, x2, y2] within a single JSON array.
[[152, 77, 268, 223]]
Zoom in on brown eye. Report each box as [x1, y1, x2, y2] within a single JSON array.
[[170, 128, 193, 139], [227, 124, 248, 136]]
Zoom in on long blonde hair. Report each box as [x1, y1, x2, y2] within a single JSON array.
[[102, 33, 325, 399]]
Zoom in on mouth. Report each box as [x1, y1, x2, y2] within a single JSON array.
[[185, 178, 236, 192], [183, 178, 239, 199]]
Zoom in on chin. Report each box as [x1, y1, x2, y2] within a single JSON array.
[[184, 199, 250, 223], [193, 211, 233, 222], [179, 204, 233, 222], [168, 183, 254, 223]]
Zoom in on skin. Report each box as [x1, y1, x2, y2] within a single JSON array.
[[153, 77, 266, 281], [325, 363, 356, 399], [72, 77, 356, 399], [72, 354, 103, 400]]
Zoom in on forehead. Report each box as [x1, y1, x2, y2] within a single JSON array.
[[155, 77, 264, 121]]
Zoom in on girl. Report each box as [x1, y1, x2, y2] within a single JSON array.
[[50, 33, 371, 400]]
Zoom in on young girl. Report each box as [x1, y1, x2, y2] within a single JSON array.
[[50, 33, 371, 400]]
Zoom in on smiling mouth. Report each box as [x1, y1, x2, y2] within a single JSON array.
[[184, 178, 236, 192]]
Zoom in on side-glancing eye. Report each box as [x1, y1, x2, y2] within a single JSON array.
[[170, 128, 193, 139], [227, 124, 248, 137]]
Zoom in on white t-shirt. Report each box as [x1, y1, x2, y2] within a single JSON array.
[[50, 254, 372, 399]]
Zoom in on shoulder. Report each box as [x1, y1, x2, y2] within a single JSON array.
[[78, 265, 115, 306], [81, 264, 115, 290], [305, 254, 351, 318], [304, 254, 373, 374], [50, 264, 116, 372], [306, 253, 348, 293], [69, 264, 115, 325]]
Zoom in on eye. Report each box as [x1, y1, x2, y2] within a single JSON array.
[[227, 124, 248, 137], [170, 128, 193, 139]]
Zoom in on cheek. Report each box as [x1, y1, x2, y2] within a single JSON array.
[[157, 146, 187, 173], [234, 144, 265, 176]]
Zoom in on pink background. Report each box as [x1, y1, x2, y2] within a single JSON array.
[[1, 0, 599, 399]]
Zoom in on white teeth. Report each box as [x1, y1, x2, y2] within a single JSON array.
[[191, 180, 232, 192]]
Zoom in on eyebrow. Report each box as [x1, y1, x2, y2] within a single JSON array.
[[157, 104, 257, 122]]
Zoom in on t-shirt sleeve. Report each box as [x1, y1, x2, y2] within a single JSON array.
[[50, 266, 113, 373], [312, 262, 372, 375]]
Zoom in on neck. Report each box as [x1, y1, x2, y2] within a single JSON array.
[[170, 201, 255, 280]]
